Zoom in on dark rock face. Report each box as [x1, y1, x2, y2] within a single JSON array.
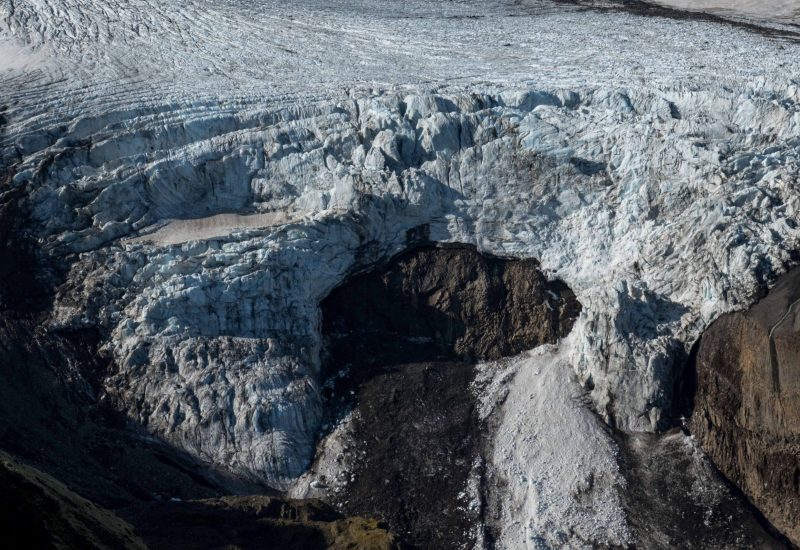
[[334, 362, 480, 549], [320, 244, 581, 549], [689, 268, 800, 546], [322, 244, 581, 373]]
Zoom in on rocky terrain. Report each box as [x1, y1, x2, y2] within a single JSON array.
[[0, 447, 396, 550], [292, 244, 788, 548], [313, 244, 578, 547], [0, 450, 145, 550], [125, 496, 397, 550], [689, 267, 800, 545], [1, 0, 800, 547]]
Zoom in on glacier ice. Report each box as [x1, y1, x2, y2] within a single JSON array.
[[2, 0, 800, 543]]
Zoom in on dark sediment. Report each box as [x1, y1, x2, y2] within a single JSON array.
[[688, 267, 800, 546], [334, 362, 480, 549]]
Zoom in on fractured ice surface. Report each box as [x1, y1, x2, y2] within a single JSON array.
[[2, 0, 800, 542]]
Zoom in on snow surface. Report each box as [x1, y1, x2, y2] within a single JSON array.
[[475, 339, 631, 548], [2, 0, 800, 544], [653, 0, 799, 21]]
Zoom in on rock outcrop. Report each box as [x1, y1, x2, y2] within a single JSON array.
[[308, 245, 788, 549], [331, 361, 481, 549], [322, 244, 581, 374], [689, 267, 800, 546]]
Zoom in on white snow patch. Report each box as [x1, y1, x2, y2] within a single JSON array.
[[0, 39, 49, 71], [652, 0, 799, 21], [477, 336, 631, 549]]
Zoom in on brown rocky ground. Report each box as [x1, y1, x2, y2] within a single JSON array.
[[323, 244, 581, 372], [689, 267, 800, 546], [321, 243, 793, 548]]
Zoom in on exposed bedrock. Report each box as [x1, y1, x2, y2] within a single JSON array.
[[322, 244, 581, 376], [315, 244, 580, 548], [688, 267, 800, 546], [0, 443, 396, 550]]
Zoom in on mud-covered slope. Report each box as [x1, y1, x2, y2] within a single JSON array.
[[689, 267, 800, 546], [331, 361, 480, 549]]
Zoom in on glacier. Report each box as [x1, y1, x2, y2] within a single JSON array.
[[2, 0, 800, 546]]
